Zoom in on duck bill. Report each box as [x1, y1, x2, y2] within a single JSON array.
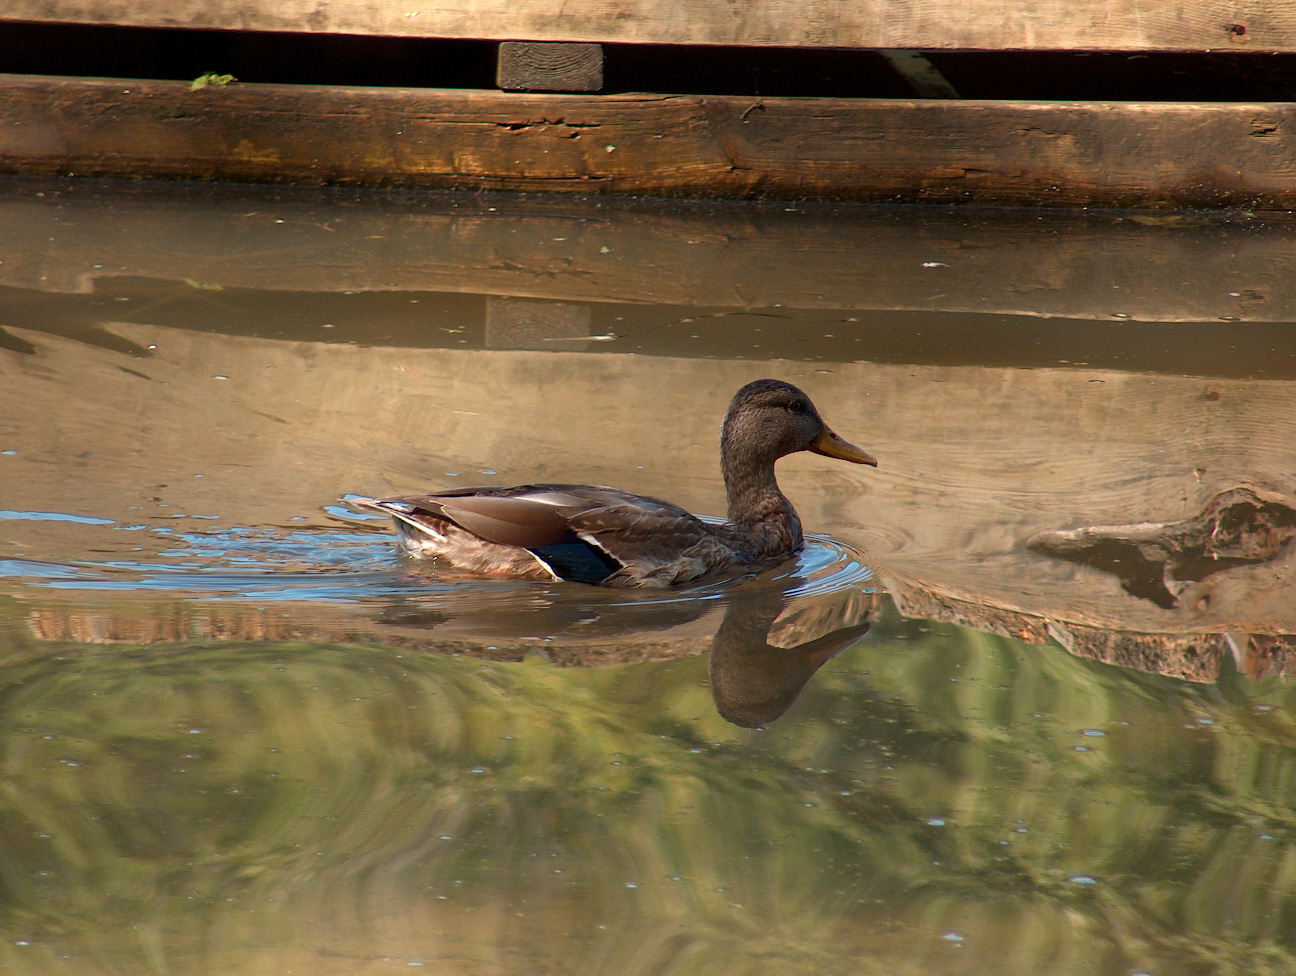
[[810, 428, 878, 466]]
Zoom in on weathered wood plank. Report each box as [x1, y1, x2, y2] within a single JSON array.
[[3, 185, 1296, 324], [3, 74, 1296, 208], [4, 0, 1293, 52]]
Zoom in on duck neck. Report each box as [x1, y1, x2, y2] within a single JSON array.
[[721, 451, 803, 556]]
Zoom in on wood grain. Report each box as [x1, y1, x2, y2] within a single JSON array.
[[497, 42, 603, 92], [4, 0, 1294, 52], [3, 74, 1296, 208]]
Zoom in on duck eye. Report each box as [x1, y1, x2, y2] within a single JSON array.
[[788, 399, 807, 414]]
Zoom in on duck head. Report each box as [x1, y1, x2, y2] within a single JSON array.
[[720, 379, 878, 472]]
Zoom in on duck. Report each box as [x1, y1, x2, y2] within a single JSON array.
[[350, 379, 877, 587]]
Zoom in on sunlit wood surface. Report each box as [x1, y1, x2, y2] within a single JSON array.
[[3, 74, 1296, 207], [4, 0, 1294, 51]]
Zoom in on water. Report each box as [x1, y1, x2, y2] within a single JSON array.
[[1, 179, 1294, 975]]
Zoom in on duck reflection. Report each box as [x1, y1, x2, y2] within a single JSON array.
[[709, 581, 877, 727], [370, 572, 878, 725], [17, 565, 879, 726]]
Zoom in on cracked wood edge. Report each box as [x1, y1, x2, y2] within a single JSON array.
[[885, 576, 1295, 684], [2, 75, 1296, 207]]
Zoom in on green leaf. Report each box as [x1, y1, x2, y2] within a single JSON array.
[[190, 72, 236, 91]]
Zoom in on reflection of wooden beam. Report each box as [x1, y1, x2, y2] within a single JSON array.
[[2, 325, 1293, 638], [1027, 487, 1296, 612], [3, 74, 1296, 209], [885, 578, 1295, 683], [4, 0, 1294, 52], [17, 593, 726, 665], [19, 582, 1293, 682], [3, 187, 1294, 324]]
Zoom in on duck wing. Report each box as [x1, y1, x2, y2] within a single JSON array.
[[563, 503, 734, 586], [355, 484, 724, 586], [389, 487, 586, 547]]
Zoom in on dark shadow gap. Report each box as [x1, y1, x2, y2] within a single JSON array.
[[3, 21, 1296, 100]]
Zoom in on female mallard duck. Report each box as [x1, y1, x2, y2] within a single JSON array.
[[352, 379, 877, 587]]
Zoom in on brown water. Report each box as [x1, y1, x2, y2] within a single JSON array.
[[0, 179, 1294, 975]]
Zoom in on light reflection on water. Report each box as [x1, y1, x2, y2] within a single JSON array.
[[1, 510, 1294, 976], [0, 503, 877, 609], [0, 181, 1294, 975], [0, 584, 1293, 976], [0, 509, 117, 525], [0, 520, 870, 592]]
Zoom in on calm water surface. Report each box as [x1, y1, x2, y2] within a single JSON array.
[[0, 180, 1294, 975]]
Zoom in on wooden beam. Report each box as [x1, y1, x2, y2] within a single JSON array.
[[3, 74, 1296, 208], [4, 0, 1295, 52]]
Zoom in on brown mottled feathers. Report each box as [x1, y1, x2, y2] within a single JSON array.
[[352, 484, 730, 586], [351, 379, 877, 587]]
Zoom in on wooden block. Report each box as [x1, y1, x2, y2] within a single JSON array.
[[879, 50, 959, 98], [497, 41, 603, 92]]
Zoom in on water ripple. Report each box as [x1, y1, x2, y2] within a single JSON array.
[[0, 513, 878, 611]]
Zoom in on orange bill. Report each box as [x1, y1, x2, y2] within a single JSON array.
[[809, 428, 878, 466]]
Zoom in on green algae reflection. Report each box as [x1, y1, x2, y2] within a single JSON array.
[[0, 600, 1294, 976]]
